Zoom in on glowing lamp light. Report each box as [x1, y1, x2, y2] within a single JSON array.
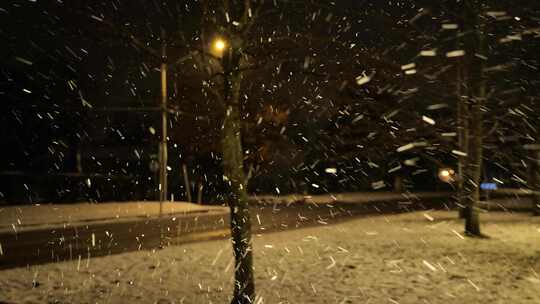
[[438, 168, 455, 183], [214, 39, 226, 52]]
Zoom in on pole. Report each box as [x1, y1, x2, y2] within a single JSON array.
[[533, 149, 540, 215], [159, 30, 168, 212], [182, 164, 192, 202], [197, 182, 203, 204]]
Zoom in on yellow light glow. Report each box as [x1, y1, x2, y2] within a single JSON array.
[[438, 168, 455, 183], [214, 39, 226, 52]]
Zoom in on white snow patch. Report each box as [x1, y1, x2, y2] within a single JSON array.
[[1, 211, 539, 303]]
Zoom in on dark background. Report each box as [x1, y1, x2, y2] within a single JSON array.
[[1, 0, 538, 203]]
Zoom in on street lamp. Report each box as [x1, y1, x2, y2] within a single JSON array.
[[214, 39, 226, 51], [212, 38, 227, 57], [438, 168, 455, 183]]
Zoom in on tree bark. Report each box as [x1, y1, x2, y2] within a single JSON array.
[[463, 69, 484, 236], [393, 175, 404, 192], [462, 0, 484, 236], [456, 35, 469, 219], [463, 102, 482, 235], [222, 48, 255, 304], [532, 150, 540, 216]]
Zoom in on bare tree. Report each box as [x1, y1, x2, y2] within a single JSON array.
[[197, 2, 258, 302]]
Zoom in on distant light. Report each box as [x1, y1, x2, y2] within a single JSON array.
[[480, 183, 498, 190], [214, 39, 226, 52], [438, 168, 455, 183]]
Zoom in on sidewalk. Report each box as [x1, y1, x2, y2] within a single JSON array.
[[0, 201, 230, 270], [0, 201, 228, 233]]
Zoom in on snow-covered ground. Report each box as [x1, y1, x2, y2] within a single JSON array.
[[1, 210, 539, 304], [0, 202, 227, 233], [0, 192, 446, 234]]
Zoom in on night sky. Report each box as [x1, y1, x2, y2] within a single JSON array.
[[1, 0, 539, 202]]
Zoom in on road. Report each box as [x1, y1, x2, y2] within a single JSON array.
[[0, 195, 449, 270]]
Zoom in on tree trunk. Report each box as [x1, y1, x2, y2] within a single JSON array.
[[532, 150, 540, 216], [463, 83, 483, 236], [462, 0, 484, 236], [393, 175, 404, 192], [222, 49, 255, 304], [456, 37, 469, 219]]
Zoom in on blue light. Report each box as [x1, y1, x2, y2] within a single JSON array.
[[480, 183, 498, 190]]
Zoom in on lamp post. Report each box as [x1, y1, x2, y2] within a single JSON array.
[[159, 30, 168, 216]]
